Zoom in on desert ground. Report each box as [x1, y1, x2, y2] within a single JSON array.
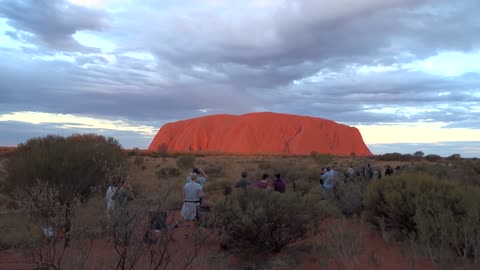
[[0, 150, 479, 270]]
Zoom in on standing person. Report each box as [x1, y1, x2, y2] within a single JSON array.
[[106, 177, 119, 220], [321, 167, 336, 199], [256, 173, 270, 189], [186, 168, 208, 204], [234, 171, 251, 191], [181, 173, 203, 239], [112, 179, 135, 245], [347, 166, 355, 177], [185, 168, 209, 186], [272, 173, 286, 193]]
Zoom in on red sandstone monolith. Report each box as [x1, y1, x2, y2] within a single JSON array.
[[148, 112, 372, 156]]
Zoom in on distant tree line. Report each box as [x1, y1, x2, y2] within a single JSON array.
[[376, 151, 462, 162]]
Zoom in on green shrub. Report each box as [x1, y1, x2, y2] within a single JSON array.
[[176, 155, 196, 169], [4, 134, 127, 253], [214, 189, 333, 253], [334, 180, 368, 216], [6, 134, 126, 203], [155, 167, 182, 179], [411, 161, 480, 186], [363, 174, 443, 234], [363, 173, 480, 265]]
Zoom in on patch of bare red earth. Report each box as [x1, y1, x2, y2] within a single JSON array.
[[0, 215, 434, 270], [298, 225, 434, 270]]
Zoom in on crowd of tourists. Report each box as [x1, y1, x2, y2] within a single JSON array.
[[104, 162, 404, 241]]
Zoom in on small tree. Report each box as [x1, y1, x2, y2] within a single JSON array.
[[447, 153, 461, 161], [6, 134, 127, 251], [414, 151, 424, 160]]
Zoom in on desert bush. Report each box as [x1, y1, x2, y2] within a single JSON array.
[[413, 151, 425, 160], [133, 156, 145, 166], [6, 134, 126, 203], [446, 153, 461, 161], [411, 161, 480, 186], [334, 180, 368, 216], [363, 173, 480, 266], [176, 154, 196, 169], [203, 164, 225, 178], [156, 143, 169, 159], [424, 154, 442, 162], [0, 212, 30, 250], [109, 189, 206, 270], [257, 161, 272, 170], [213, 189, 333, 253], [155, 167, 182, 179], [313, 218, 363, 270], [203, 178, 231, 193], [311, 153, 334, 164], [5, 134, 127, 253], [268, 161, 320, 184], [378, 152, 414, 162]]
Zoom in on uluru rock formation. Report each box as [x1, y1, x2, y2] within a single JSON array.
[[148, 112, 372, 156]]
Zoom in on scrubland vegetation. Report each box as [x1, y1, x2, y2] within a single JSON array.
[[0, 135, 479, 269]]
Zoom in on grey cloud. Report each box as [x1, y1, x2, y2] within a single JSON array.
[[0, 53, 251, 122], [118, 0, 480, 94], [0, 0, 109, 52], [260, 70, 480, 126], [1, 0, 480, 153], [146, 0, 476, 67]]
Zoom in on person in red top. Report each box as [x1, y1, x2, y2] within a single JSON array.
[[256, 173, 270, 189]]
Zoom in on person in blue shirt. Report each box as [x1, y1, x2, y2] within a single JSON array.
[[321, 167, 336, 194]]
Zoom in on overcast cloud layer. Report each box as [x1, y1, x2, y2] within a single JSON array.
[[0, 0, 479, 156]]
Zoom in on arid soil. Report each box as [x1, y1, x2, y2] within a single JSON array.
[[0, 216, 435, 270]]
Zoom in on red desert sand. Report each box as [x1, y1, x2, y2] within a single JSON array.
[[0, 215, 435, 270]]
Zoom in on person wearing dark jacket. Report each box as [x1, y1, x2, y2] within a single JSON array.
[[272, 173, 286, 193]]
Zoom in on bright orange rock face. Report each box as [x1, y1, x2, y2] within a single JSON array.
[[148, 112, 372, 156]]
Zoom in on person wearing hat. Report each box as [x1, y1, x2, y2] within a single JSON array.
[[234, 171, 251, 191]]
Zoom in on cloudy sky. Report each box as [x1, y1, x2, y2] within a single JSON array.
[[0, 0, 479, 157]]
